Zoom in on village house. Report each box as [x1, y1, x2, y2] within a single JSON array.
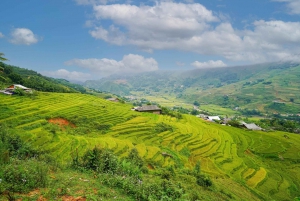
[[107, 97, 119, 102], [196, 114, 222, 123], [134, 105, 162, 114], [0, 84, 31, 95], [241, 122, 263, 131], [207, 116, 221, 121]]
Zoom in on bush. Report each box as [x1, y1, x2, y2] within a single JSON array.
[[196, 174, 212, 187], [1, 159, 48, 193], [126, 148, 144, 168], [0, 129, 38, 160], [78, 147, 119, 174]]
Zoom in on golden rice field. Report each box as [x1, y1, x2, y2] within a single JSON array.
[[0, 92, 300, 200]]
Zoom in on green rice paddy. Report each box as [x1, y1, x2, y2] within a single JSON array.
[[0, 92, 299, 200]]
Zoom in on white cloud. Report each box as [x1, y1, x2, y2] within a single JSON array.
[[0, 32, 4, 38], [43, 69, 92, 82], [274, 0, 300, 14], [10, 28, 39, 45], [81, 2, 300, 63], [65, 54, 158, 76], [191, 60, 227, 69], [90, 2, 218, 47]]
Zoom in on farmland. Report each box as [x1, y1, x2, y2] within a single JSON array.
[[0, 92, 300, 200]]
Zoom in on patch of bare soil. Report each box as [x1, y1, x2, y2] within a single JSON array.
[[61, 196, 86, 201], [244, 149, 253, 156], [147, 164, 154, 170], [48, 118, 76, 128]]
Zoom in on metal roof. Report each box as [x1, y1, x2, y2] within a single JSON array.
[[243, 123, 262, 130], [136, 105, 161, 111]]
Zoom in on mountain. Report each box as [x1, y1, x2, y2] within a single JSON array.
[[84, 62, 300, 114], [0, 62, 86, 93]]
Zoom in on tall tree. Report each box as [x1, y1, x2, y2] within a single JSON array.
[[0, 53, 8, 61]]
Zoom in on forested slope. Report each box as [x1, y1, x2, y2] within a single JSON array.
[[0, 62, 86, 93]]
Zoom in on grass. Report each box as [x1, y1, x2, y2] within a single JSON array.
[[0, 92, 300, 200]]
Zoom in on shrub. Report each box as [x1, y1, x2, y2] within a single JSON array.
[[1, 159, 48, 193], [79, 147, 119, 174], [126, 148, 144, 168], [196, 174, 212, 187]]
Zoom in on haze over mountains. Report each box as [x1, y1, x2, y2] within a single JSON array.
[[84, 62, 300, 114]]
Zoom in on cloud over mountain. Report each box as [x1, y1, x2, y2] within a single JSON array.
[[64, 54, 158, 76], [191, 60, 227, 69]]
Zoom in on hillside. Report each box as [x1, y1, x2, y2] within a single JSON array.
[[0, 92, 299, 200], [84, 62, 300, 114], [0, 62, 86, 93]]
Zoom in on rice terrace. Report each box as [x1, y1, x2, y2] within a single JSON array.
[[0, 91, 300, 200], [2, 0, 300, 200]]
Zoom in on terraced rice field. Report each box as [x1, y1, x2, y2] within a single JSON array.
[[0, 92, 300, 200]]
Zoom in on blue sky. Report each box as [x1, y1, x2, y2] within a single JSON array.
[[1, 0, 300, 81]]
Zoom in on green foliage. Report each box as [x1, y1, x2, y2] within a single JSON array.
[[0, 128, 38, 160], [193, 101, 200, 106], [160, 106, 183, 119], [259, 117, 300, 133], [8, 73, 23, 84], [76, 147, 119, 174], [194, 161, 201, 175], [0, 159, 48, 193], [196, 174, 212, 187], [240, 109, 262, 116], [266, 102, 299, 114], [0, 53, 8, 61], [154, 122, 174, 133], [94, 122, 112, 132], [191, 109, 200, 115], [227, 119, 241, 127], [13, 88, 26, 96], [126, 148, 144, 168], [0, 62, 85, 93]]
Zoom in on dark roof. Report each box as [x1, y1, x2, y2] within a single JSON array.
[[136, 105, 161, 111]]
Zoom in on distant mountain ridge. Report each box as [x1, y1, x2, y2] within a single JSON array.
[[84, 62, 300, 113]]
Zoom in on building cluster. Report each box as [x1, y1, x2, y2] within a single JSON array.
[[196, 114, 263, 130]]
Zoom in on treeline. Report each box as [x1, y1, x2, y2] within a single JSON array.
[[259, 115, 300, 134], [0, 62, 86, 93]]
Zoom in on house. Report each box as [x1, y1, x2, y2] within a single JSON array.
[[221, 117, 232, 124], [1, 84, 31, 95], [107, 97, 119, 102], [197, 114, 221, 122], [207, 116, 221, 121], [242, 123, 262, 131], [135, 105, 162, 114], [6, 84, 31, 92]]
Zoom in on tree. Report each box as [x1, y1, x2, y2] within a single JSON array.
[[193, 101, 200, 106], [0, 53, 8, 61]]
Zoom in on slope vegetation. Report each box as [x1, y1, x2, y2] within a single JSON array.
[[0, 62, 86, 93], [0, 92, 299, 200]]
